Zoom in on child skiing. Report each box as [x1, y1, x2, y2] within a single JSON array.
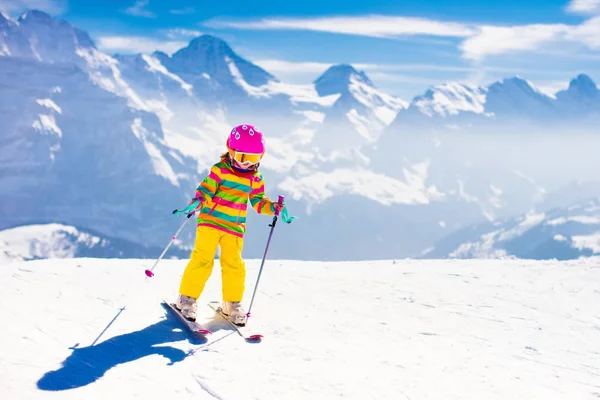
[[175, 124, 283, 326]]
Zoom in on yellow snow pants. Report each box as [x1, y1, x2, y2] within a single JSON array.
[[179, 225, 246, 302]]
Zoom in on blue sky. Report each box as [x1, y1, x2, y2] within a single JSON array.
[[2, 0, 600, 99]]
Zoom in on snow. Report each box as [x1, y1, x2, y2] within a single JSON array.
[[546, 216, 600, 225], [345, 109, 373, 139], [294, 110, 326, 123], [279, 166, 444, 206], [348, 75, 408, 124], [260, 137, 314, 173], [571, 232, 600, 253], [443, 198, 600, 259], [0, 224, 103, 263], [450, 231, 510, 259], [76, 48, 149, 111], [2, 257, 600, 399], [373, 105, 398, 125], [413, 83, 488, 117], [226, 57, 341, 106], [497, 212, 546, 242], [130, 118, 180, 186], [489, 184, 502, 196], [142, 54, 193, 95], [457, 179, 479, 203]]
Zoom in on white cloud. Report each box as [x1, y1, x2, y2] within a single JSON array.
[[164, 28, 202, 39], [567, 16, 600, 48], [460, 24, 571, 61], [169, 7, 195, 15], [96, 36, 186, 55], [124, 0, 155, 18], [206, 15, 475, 39], [253, 59, 553, 77], [0, 0, 65, 15], [566, 0, 600, 14], [209, 13, 600, 62]]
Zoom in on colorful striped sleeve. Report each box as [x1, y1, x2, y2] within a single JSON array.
[[195, 164, 222, 203], [249, 174, 275, 215]]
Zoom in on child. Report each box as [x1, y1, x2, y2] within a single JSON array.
[[176, 124, 283, 326]]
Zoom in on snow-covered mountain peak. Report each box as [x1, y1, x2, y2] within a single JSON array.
[[412, 82, 488, 117], [426, 197, 600, 260], [0, 10, 95, 61], [176, 34, 235, 62], [19, 10, 53, 23], [165, 34, 275, 87], [488, 76, 549, 98], [557, 74, 599, 99], [0, 224, 190, 263], [19, 10, 95, 49], [314, 64, 374, 97]]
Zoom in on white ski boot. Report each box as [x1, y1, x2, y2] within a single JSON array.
[[176, 295, 198, 321], [221, 301, 247, 326]]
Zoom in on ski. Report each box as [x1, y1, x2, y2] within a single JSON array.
[[207, 301, 263, 342], [163, 300, 212, 335]]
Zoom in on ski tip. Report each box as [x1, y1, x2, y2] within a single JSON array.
[[197, 329, 212, 335], [246, 334, 263, 342], [144, 269, 154, 277]]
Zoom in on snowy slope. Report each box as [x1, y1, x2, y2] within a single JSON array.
[[424, 198, 600, 259], [0, 224, 189, 263], [1, 257, 599, 399]]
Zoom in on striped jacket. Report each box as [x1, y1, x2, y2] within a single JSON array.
[[194, 157, 276, 237]]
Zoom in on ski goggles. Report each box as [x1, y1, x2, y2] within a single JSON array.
[[232, 151, 262, 165]]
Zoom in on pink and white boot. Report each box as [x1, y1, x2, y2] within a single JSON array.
[[221, 301, 247, 326], [176, 295, 198, 321]]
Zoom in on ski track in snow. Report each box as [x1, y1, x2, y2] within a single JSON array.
[[1, 257, 600, 399]]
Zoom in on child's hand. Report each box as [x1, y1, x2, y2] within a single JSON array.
[[273, 202, 284, 213], [190, 197, 203, 210]]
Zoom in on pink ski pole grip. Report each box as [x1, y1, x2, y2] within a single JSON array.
[[276, 195, 284, 216]]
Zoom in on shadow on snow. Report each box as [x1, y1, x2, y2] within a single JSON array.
[[37, 304, 207, 391]]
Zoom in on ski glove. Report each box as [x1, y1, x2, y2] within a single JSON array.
[[172, 199, 201, 216]]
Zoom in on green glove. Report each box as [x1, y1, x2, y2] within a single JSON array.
[[173, 199, 200, 216], [280, 204, 296, 224]]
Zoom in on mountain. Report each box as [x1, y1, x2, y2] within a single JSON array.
[[388, 75, 600, 134], [0, 223, 190, 264], [311, 64, 407, 150], [0, 10, 95, 62], [555, 74, 600, 118], [0, 11, 198, 247], [424, 198, 600, 260], [2, 10, 600, 261], [2, 257, 599, 398]]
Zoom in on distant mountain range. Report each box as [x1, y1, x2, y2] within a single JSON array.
[[1, 10, 599, 261], [423, 197, 600, 260], [0, 223, 190, 264]]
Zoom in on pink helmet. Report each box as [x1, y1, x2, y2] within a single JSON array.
[[226, 124, 265, 154]]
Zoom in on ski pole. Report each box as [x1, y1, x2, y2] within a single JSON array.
[[246, 195, 284, 318], [145, 211, 195, 278]]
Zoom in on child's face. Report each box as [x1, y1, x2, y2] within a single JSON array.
[[233, 159, 257, 170]]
